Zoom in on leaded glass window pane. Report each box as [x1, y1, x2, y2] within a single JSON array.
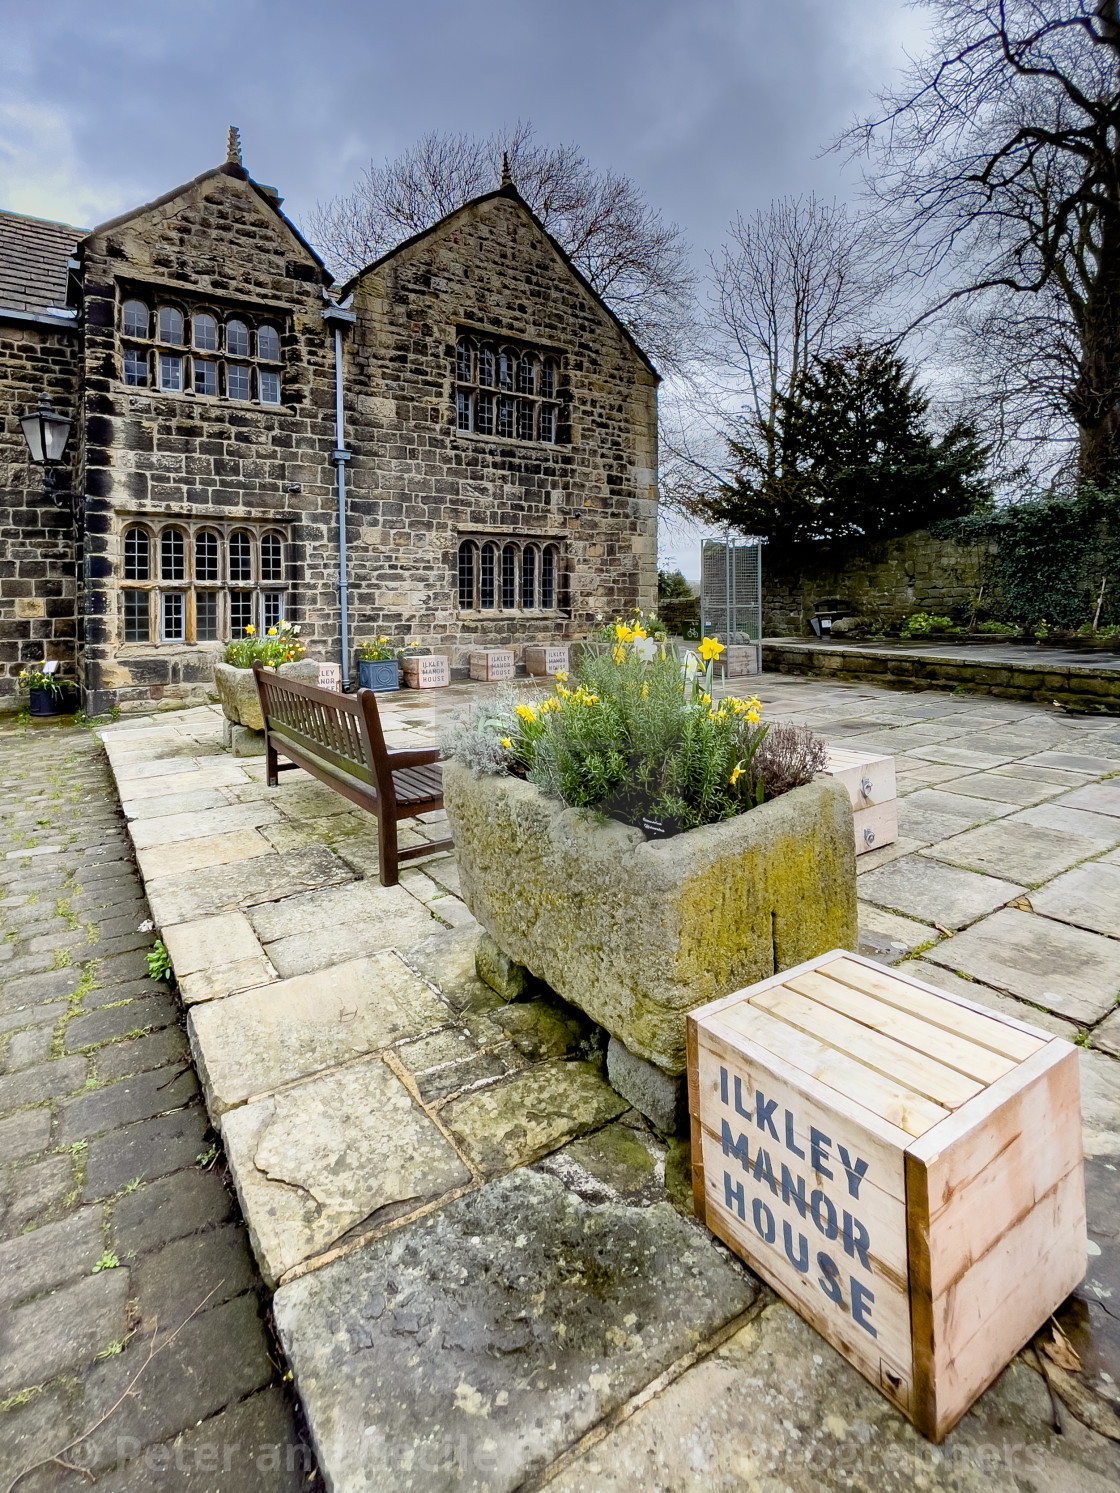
[[161, 529, 185, 581], [475, 393, 494, 435], [257, 325, 279, 361], [194, 359, 216, 396], [262, 592, 284, 630], [196, 590, 219, 642], [458, 542, 475, 608], [258, 370, 280, 405], [539, 404, 556, 443], [498, 352, 514, 390], [542, 546, 556, 609], [124, 591, 149, 643], [456, 340, 472, 383], [124, 528, 149, 581], [122, 300, 148, 339], [227, 364, 250, 401], [158, 355, 182, 392], [522, 547, 536, 609], [195, 530, 219, 581], [229, 531, 252, 582], [456, 389, 472, 432], [480, 544, 495, 609], [157, 306, 183, 344], [517, 357, 534, 395], [230, 591, 254, 636], [193, 313, 217, 351], [541, 360, 555, 399], [517, 400, 534, 440], [478, 347, 495, 387], [497, 397, 515, 438], [161, 591, 185, 642], [261, 533, 283, 581], [501, 545, 517, 609], [123, 349, 147, 386], [226, 320, 249, 357]]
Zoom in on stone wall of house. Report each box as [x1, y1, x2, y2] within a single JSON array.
[[76, 164, 337, 715], [341, 187, 659, 669], [0, 319, 81, 706], [762, 529, 991, 636]]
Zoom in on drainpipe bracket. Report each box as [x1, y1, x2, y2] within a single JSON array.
[[329, 449, 353, 465]]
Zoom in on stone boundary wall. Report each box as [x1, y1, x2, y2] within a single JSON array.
[[762, 639, 1120, 712], [763, 529, 991, 636]]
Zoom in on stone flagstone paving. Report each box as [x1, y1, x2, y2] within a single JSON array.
[[5, 673, 1120, 1489]]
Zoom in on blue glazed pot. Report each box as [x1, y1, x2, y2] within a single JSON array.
[[358, 658, 400, 692]]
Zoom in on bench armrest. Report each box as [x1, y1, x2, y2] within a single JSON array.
[[385, 747, 441, 770]]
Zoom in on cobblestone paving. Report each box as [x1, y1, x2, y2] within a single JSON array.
[[0, 720, 319, 1492]]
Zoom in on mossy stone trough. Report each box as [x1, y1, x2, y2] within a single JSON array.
[[442, 764, 857, 1077]]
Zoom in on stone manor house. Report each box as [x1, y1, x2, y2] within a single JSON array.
[[0, 135, 659, 714]]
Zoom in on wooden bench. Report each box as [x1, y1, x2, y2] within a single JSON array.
[[252, 662, 453, 887]]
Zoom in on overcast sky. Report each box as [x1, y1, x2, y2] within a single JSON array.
[[0, 0, 928, 575]]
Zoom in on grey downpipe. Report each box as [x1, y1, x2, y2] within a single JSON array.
[[332, 324, 351, 689]]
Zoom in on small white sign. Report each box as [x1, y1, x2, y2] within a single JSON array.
[[318, 663, 342, 691]]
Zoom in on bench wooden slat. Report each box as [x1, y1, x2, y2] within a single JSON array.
[[252, 662, 453, 886]]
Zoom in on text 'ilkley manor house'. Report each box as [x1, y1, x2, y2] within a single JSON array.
[[0, 132, 659, 713]]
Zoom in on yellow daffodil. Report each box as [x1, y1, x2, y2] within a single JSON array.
[[699, 691, 711, 705], [611, 645, 626, 664], [631, 625, 647, 640], [378, 636, 388, 643], [730, 762, 744, 787], [554, 669, 568, 683], [613, 623, 633, 643], [244, 625, 254, 636], [515, 703, 536, 723], [267, 627, 277, 636], [697, 636, 724, 662], [500, 737, 512, 749]]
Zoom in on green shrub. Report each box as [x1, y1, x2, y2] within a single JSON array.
[[442, 630, 825, 835], [223, 620, 305, 669], [899, 613, 953, 638], [976, 620, 1018, 635]]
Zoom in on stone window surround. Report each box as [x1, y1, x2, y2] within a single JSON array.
[[116, 284, 285, 407], [456, 534, 568, 614], [453, 329, 562, 447], [117, 514, 290, 647]]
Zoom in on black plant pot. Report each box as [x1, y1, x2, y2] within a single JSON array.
[[28, 684, 79, 717]]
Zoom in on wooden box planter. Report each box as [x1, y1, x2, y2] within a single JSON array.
[[825, 746, 898, 857], [469, 650, 515, 682], [442, 763, 857, 1076], [688, 950, 1085, 1441], [357, 658, 400, 692], [401, 654, 450, 690], [524, 645, 570, 677]]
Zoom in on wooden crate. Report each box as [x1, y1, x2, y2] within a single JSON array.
[[714, 645, 758, 678], [469, 650, 515, 682], [524, 644, 570, 677], [401, 654, 450, 690], [688, 951, 1085, 1441], [826, 746, 897, 856]]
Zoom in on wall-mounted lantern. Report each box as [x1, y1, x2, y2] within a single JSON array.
[[19, 392, 72, 504]]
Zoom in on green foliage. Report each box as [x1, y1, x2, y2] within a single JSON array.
[[937, 485, 1120, 630], [588, 609, 668, 641], [91, 1251, 119, 1273], [976, 620, 1019, 635], [442, 633, 827, 835], [657, 569, 693, 601], [358, 637, 425, 661], [706, 343, 992, 546], [223, 619, 305, 669], [899, 613, 955, 638], [17, 665, 73, 694], [146, 940, 171, 982]]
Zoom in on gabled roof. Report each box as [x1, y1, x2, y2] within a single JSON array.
[[0, 209, 85, 320], [85, 162, 332, 285], [339, 182, 660, 379]]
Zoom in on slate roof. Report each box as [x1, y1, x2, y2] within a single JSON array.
[[0, 209, 86, 318]]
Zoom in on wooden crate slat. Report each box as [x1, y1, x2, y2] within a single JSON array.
[[712, 1002, 947, 1138], [752, 986, 985, 1110], [783, 970, 1017, 1086], [818, 955, 1047, 1064]]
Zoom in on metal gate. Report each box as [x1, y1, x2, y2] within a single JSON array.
[[700, 537, 763, 670]]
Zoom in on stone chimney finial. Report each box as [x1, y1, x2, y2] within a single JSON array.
[[226, 126, 243, 167], [501, 152, 512, 188]]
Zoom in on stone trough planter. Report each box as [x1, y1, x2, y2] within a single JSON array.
[[442, 763, 857, 1081], [213, 659, 321, 754]]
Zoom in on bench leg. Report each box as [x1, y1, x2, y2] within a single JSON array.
[[265, 736, 280, 789], [377, 807, 399, 887]]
